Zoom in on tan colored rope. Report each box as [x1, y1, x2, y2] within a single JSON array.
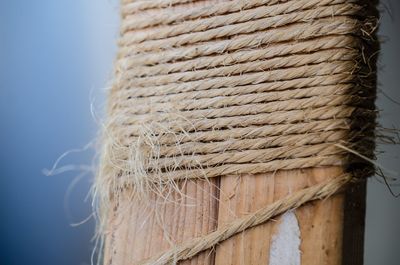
[[120, 35, 359, 76], [121, 0, 286, 21], [96, 0, 378, 264], [119, 95, 368, 122], [144, 156, 346, 182], [123, 6, 361, 52], [118, 61, 357, 97], [114, 74, 356, 106], [122, 0, 195, 15], [119, 106, 373, 132], [117, 84, 359, 114], [121, 0, 357, 40], [113, 118, 356, 146], [157, 130, 349, 157], [122, 48, 357, 86], [118, 17, 361, 61]]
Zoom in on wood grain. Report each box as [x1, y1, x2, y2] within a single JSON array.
[[103, 167, 365, 265], [103, 180, 219, 265], [215, 167, 348, 265]]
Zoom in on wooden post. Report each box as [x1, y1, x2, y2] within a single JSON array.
[[103, 168, 365, 265], [102, 0, 368, 264]]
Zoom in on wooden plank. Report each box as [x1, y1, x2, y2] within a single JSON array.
[[104, 167, 365, 265], [103, 180, 219, 265], [214, 167, 364, 265]]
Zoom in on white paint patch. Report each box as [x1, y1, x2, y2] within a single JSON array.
[[269, 211, 301, 265]]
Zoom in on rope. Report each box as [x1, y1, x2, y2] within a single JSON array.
[[96, 0, 378, 264], [121, 0, 358, 40]]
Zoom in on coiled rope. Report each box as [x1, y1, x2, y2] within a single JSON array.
[[97, 0, 378, 264]]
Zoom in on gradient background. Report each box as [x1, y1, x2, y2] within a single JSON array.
[[0, 1, 398, 265]]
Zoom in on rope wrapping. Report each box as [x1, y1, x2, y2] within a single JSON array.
[[96, 0, 379, 264]]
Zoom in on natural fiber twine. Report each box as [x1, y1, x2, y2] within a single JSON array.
[[96, 0, 379, 264]]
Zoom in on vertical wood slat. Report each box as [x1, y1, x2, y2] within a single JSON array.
[[103, 180, 219, 265], [215, 167, 348, 265]]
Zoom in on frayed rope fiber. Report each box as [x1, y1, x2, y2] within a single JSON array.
[[96, 0, 379, 264]]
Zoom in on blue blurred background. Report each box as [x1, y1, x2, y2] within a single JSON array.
[[0, 1, 118, 264], [0, 1, 398, 265]]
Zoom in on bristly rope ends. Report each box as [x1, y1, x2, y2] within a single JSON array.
[[94, 0, 381, 264]]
